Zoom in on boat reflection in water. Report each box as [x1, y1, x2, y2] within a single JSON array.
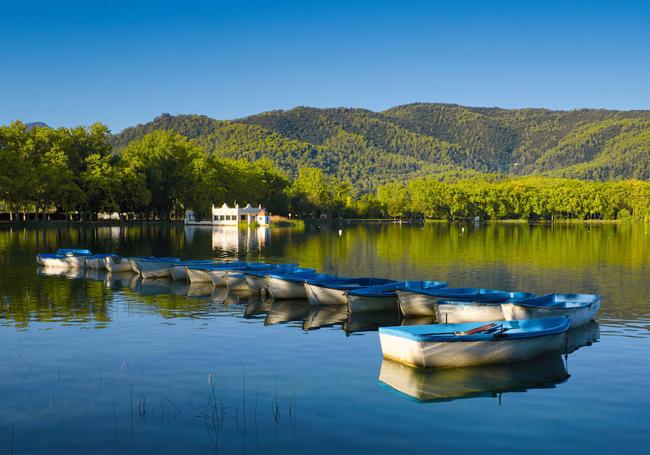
[[401, 316, 436, 326], [244, 297, 272, 318], [264, 299, 310, 326], [343, 311, 401, 335], [566, 320, 600, 354], [37, 266, 87, 280], [186, 282, 214, 297], [303, 305, 348, 330], [379, 353, 569, 403], [104, 272, 138, 289], [133, 278, 173, 296], [378, 321, 599, 403]]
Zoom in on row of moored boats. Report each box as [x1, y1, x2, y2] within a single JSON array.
[[36, 248, 601, 369]]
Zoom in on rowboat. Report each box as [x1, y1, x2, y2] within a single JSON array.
[[185, 262, 245, 283], [104, 255, 133, 272], [436, 292, 535, 323], [169, 260, 215, 281], [305, 277, 396, 306], [222, 264, 298, 289], [208, 262, 275, 286], [347, 280, 447, 313], [502, 293, 601, 328], [378, 353, 569, 403], [130, 256, 180, 275], [36, 248, 92, 268], [244, 267, 314, 295], [265, 272, 334, 299], [397, 287, 521, 318], [378, 318, 571, 368], [85, 254, 116, 270]]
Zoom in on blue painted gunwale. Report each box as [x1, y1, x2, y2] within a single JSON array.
[[133, 256, 181, 263], [56, 248, 93, 256], [307, 277, 396, 290], [397, 286, 516, 302], [269, 272, 335, 283], [349, 280, 448, 298], [86, 253, 117, 260], [245, 267, 314, 278], [512, 293, 600, 309], [437, 291, 536, 306], [379, 318, 571, 342]]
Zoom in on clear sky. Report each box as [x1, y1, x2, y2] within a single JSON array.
[[1, 0, 649, 132]]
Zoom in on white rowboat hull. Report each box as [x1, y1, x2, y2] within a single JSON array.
[[501, 301, 600, 328], [138, 261, 177, 279], [209, 270, 230, 286], [379, 332, 565, 368], [397, 291, 438, 317], [305, 283, 347, 306], [187, 268, 213, 283], [170, 265, 188, 281], [40, 256, 86, 268], [245, 275, 267, 294], [225, 274, 250, 291], [436, 303, 505, 324], [265, 277, 307, 299], [105, 257, 133, 272], [85, 258, 107, 270]]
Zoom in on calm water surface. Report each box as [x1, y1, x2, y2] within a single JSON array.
[[1, 223, 649, 454]]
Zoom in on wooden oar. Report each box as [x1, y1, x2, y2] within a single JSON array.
[[463, 322, 498, 335]]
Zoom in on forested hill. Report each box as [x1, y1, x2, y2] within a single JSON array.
[[112, 104, 650, 189]]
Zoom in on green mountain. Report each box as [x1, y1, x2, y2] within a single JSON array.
[[112, 104, 650, 190]]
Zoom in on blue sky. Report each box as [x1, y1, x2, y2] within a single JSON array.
[[1, 0, 649, 132]]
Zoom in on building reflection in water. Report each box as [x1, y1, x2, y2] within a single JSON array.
[[184, 226, 270, 255]]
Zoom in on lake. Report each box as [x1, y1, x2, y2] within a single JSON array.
[[1, 222, 649, 453]]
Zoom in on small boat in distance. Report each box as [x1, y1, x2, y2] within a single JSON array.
[[169, 260, 215, 281], [347, 280, 447, 313], [221, 264, 296, 288], [379, 318, 571, 368], [265, 271, 334, 299], [85, 254, 117, 270], [104, 255, 133, 272], [305, 277, 396, 306], [436, 292, 535, 323], [244, 267, 314, 295], [185, 262, 245, 283], [502, 293, 601, 328], [36, 248, 93, 268], [129, 256, 180, 275]]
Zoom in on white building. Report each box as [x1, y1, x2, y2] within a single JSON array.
[[184, 203, 270, 226]]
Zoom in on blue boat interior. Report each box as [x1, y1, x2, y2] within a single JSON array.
[[308, 277, 396, 290], [349, 280, 448, 297], [55, 248, 92, 256], [272, 272, 335, 283], [514, 293, 600, 309]]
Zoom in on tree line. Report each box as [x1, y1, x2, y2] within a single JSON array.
[[2, 121, 650, 222]]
